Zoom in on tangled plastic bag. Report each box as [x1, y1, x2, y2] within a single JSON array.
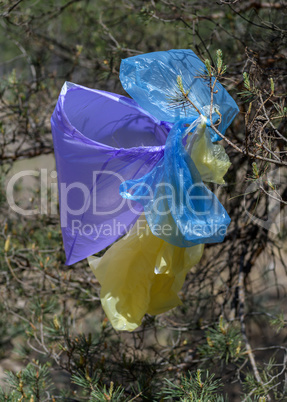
[[88, 216, 204, 331], [187, 116, 231, 184], [51, 82, 167, 264], [120, 118, 231, 247], [120, 49, 238, 141], [51, 49, 239, 331]]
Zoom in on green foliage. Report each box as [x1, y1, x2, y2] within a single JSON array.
[[161, 369, 227, 401], [167, 74, 201, 115], [242, 358, 286, 400], [0, 362, 54, 401], [72, 372, 127, 401], [203, 49, 227, 78], [216, 49, 226, 76], [270, 313, 286, 334], [204, 58, 213, 77], [0, 1, 286, 401], [243, 72, 251, 92], [198, 317, 243, 364]]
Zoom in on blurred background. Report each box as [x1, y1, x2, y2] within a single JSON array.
[[0, 0, 287, 400]]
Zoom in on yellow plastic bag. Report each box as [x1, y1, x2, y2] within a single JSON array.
[[88, 216, 204, 331], [187, 119, 231, 184]]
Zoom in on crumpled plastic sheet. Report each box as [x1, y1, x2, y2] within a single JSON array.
[[120, 117, 231, 247], [88, 215, 204, 331], [187, 117, 231, 185], [120, 49, 239, 141], [51, 82, 169, 264]]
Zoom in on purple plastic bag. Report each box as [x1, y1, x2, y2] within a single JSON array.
[[51, 82, 168, 264]]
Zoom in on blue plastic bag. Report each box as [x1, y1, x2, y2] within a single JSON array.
[[120, 49, 239, 141], [120, 118, 231, 246]]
